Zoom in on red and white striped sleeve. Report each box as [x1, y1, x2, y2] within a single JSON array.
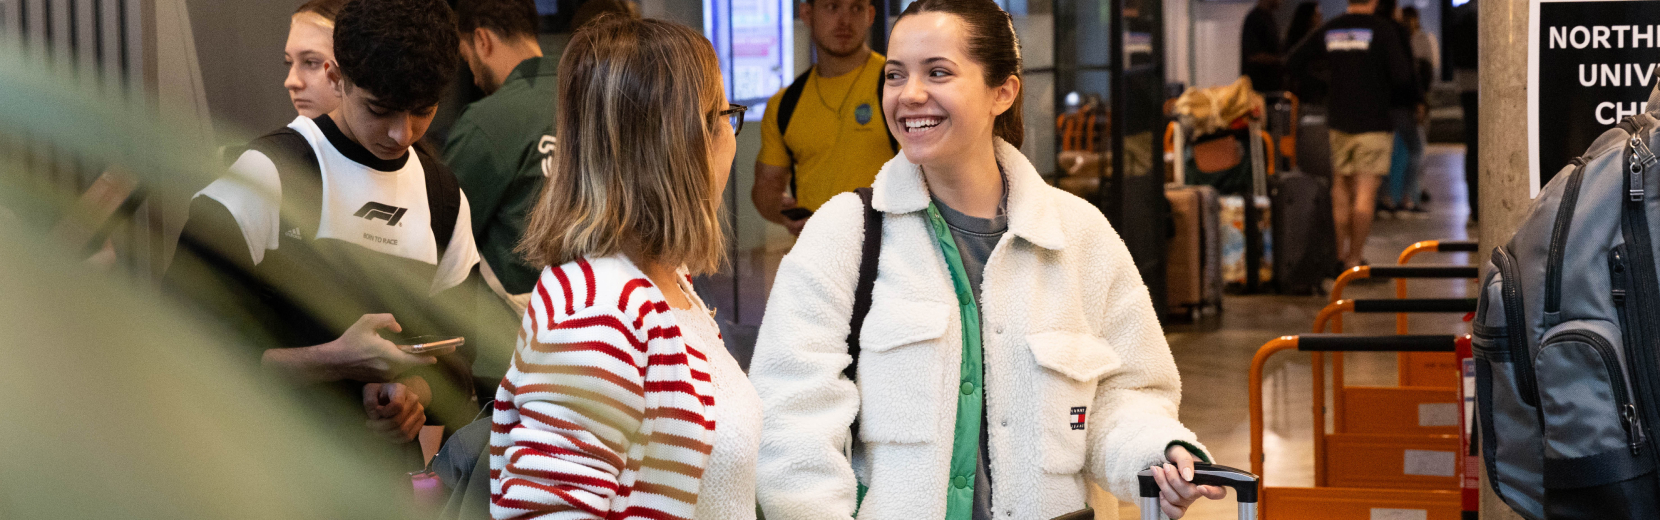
[[491, 261, 647, 519]]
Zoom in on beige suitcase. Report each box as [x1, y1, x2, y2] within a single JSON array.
[[1165, 184, 1222, 319]]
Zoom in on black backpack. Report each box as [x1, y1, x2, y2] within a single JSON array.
[[776, 68, 900, 197]]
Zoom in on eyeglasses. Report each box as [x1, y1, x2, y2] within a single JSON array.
[[719, 104, 748, 135]]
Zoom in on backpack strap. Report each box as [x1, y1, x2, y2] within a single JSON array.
[[777, 68, 812, 139], [780, 65, 899, 199], [1619, 117, 1644, 136], [414, 140, 461, 252], [844, 187, 883, 381], [246, 128, 324, 240], [778, 69, 812, 198]]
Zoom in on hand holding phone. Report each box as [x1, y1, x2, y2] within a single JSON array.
[[396, 335, 463, 356]]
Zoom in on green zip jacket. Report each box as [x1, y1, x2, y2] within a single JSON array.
[[443, 56, 557, 297]]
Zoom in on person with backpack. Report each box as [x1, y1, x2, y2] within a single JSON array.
[[752, 0, 897, 236], [749, 1, 1223, 518], [165, 0, 481, 472]]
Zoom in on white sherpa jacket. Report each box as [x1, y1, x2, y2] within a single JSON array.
[[750, 139, 1208, 520]]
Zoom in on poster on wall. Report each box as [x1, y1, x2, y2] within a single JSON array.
[[1528, 0, 1660, 197]]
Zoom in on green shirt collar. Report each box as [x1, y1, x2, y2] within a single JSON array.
[[504, 55, 559, 85]]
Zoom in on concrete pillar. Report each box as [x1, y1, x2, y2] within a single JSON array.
[[1475, 0, 1530, 518]]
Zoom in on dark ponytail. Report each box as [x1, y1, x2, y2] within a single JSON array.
[[896, 0, 1024, 148]]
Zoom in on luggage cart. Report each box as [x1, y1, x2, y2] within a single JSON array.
[[1164, 98, 1278, 293], [1250, 334, 1464, 519], [1322, 262, 1479, 415], [1390, 240, 1479, 388], [1307, 299, 1475, 490]]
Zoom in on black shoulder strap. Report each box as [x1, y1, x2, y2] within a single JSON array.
[[414, 140, 461, 252], [779, 68, 812, 198], [778, 68, 812, 139], [844, 187, 883, 381], [246, 128, 323, 239]]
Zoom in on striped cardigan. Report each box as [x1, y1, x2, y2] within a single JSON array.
[[490, 255, 716, 520]]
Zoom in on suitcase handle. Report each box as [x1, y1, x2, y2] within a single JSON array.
[[1136, 462, 1259, 520]]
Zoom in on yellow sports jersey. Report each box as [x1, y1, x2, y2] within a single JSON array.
[[758, 52, 897, 211]]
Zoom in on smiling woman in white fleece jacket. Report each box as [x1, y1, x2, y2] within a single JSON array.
[[748, 1, 1223, 519]]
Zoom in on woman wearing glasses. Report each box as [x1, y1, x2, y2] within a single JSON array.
[[489, 17, 758, 520], [751, 0, 1224, 518]]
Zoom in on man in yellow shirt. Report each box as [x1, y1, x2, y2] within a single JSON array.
[[753, 0, 897, 235]]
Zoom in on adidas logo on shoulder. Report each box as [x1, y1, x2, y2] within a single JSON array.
[[285, 227, 303, 240]]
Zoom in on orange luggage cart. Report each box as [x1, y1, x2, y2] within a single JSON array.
[[1391, 240, 1480, 388], [1250, 334, 1464, 519]]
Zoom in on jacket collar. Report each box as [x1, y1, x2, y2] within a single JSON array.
[[504, 55, 558, 86], [872, 138, 1067, 251]]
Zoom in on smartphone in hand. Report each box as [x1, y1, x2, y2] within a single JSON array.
[[397, 335, 463, 355]]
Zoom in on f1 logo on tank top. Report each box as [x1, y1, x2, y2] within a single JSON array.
[[354, 202, 409, 226]]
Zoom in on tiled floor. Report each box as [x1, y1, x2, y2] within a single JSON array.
[[705, 144, 1477, 520]]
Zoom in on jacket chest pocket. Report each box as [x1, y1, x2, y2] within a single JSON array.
[[1026, 331, 1122, 474], [857, 301, 951, 443]]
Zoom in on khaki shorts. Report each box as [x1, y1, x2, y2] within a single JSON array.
[[1329, 130, 1394, 176]]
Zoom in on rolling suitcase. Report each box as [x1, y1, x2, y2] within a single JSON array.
[[1220, 194, 1273, 291], [1271, 170, 1337, 294], [1165, 184, 1222, 319]]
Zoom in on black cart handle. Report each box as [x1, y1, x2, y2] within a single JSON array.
[[1350, 297, 1478, 313], [1366, 264, 1479, 279], [1137, 462, 1260, 503], [1434, 240, 1480, 252], [1298, 334, 1457, 352]]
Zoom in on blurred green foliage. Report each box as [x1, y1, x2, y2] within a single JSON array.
[[0, 42, 424, 519]]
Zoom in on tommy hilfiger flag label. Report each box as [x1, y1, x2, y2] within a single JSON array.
[[1070, 406, 1087, 430]]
